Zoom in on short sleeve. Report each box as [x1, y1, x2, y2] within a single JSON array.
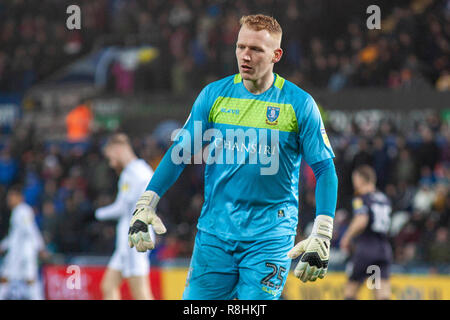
[[352, 197, 369, 215], [117, 172, 144, 205], [118, 176, 132, 202]]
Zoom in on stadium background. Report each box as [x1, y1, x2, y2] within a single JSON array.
[[0, 0, 449, 299]]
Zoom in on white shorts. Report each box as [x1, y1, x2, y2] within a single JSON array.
[[108, 247, 150, 278], [1, 251, 38, 281]]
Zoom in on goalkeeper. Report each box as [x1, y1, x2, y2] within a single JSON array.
[[129, 14, 338, 300]]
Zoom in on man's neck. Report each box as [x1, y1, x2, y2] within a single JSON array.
[[243, 71, 274, 95], [11, 202, 23, 210], [357, 185, 376, 196], [122, 154, 138, 169]]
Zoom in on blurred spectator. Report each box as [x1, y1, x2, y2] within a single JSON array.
[[372, 136, 391, 189], [413, 179, 436, 214], [428, 227, 450, 264], [436, 71, 450, 91], [394, 148, 417, 185], [0, 149, 18, 187], [65, 102, 94, 143], [40, 200, 60, 252], [351, 138, 373, 171], [416, 126, 440, 171]]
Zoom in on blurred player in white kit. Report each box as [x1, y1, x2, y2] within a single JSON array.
[[0, 185, 46, 300], [95, 133, 156, 300]]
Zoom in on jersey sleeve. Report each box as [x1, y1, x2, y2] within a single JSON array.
[[310, 158, 338, 218], [298, 95, 335, 165], [0, 235, 10, 251], [146, 84, 213, 196], [352, 197, 369, 215], [31, 223, 45, 251], [17, 208, 36, 239]]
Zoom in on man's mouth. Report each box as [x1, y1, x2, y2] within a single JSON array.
[[241, 64, 252, 71]]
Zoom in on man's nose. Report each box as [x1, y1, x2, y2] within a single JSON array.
[[240, 48, 251, 61]]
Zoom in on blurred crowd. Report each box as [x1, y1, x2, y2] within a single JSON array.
[[0, 110, 449, 271], [0, 0, 449, 93], [294, 112, 450, 271], [329, 112, 450, 270], [0, 124, 201, 260]]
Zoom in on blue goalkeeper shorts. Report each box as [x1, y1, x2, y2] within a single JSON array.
[[182, 230, 295, 300]]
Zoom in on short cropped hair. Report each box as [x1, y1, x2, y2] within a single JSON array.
[[239, 14, 282, 38], [104, 133, 131, 149], [353, 165, 377, 184], [7, 184, 23, 197]]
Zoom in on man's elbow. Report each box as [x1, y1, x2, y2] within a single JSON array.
[[354, 215, 369, 229]]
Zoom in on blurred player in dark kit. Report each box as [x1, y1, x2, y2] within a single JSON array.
[[341, 165, 393, 300]]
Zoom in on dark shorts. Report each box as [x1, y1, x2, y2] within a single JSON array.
[[346, 239, 392, 283]]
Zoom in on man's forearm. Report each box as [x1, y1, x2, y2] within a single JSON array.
[[343, 217, 367, 241], [0, 236, 9, 251], [310, 158, 338, 219], [95, 197, 127, 220]]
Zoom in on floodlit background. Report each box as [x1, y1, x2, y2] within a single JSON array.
[[0, 0, 449, 299]]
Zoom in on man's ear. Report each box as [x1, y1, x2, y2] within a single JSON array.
[[273, 48, 283, 63]]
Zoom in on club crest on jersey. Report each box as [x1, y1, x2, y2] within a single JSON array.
[[121, 183, 129, 192], [321, 127, 331, 148], [352, 197, 363, 210], [266, 106, 280, 125]]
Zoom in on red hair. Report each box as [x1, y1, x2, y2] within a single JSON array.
[[239, 14, 282, 38]]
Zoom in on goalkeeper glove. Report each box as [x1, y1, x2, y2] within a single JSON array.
[[287, 215, 333, 282], [128, 190, 167, 252]]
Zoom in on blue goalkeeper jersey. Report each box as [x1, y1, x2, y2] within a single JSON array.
[[149, 73, 335, 241]]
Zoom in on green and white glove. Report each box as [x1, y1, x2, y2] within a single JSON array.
[[128, 190, 167, 252], [287, 215, 333, 282]]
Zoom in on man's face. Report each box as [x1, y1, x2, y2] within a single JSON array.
[[7, 192, 20, 209], [236, 25, 282, 81], [104, 145, 123, 174], [352, 172, 365, 194]]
